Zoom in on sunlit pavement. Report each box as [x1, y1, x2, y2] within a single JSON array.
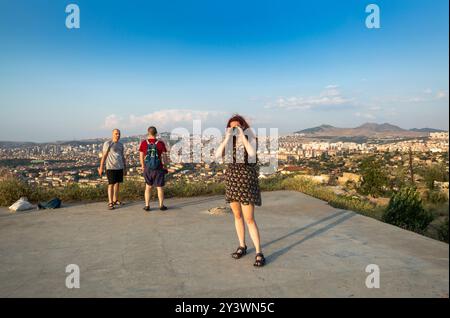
[[0, 191, 448, 297]]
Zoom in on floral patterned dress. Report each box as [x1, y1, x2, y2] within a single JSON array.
[[224, 136, 262, 206]]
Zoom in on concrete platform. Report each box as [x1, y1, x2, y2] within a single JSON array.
[[0, 191, 448, 298]]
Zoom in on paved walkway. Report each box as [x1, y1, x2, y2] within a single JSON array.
[[0, 191, 448, 297]]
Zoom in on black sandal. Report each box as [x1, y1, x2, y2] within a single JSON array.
[[114, 200, 123, 206], [231, 245, 247, 259], [254, 253, 266, 267], [143, 206, 151, 212], [108, 203, 115, 210], [159, 205, 168, 211]]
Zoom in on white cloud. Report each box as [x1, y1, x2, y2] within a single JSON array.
[[102, 114, 122, 129], [408, 90, 448, 102], [436, 90, 448, 100], [355, 112, 376, 119], [101, 109, 228, 133], [377, 89, 449, 104], [266, 85, 354, 110], [129, 109, 214, 126], [409, 97, 425, 103]]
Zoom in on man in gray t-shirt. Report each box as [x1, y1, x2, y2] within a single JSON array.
[[102, 140, 125, 170], [98, 129, 127, 210]]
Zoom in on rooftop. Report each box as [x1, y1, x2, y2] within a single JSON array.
[[0, 191, 448, 297]]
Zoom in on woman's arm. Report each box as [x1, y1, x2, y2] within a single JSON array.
[[237, 127, 256, 158], [215, 128, 233, 160]]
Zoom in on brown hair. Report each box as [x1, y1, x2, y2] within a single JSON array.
[[224, 114, 257, 164], [226, 114, 250, 130], [147, 126, 157, 136]]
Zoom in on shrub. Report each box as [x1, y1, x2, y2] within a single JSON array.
[[418, 163, 449, 190], [120, 180, 144, 200], [58, 184, 107, 202], [259, 174, 286, 191], [165, 180, 225, 198], [382, 187, 434, 233], [0, 178, 33, 206], [423, 189, 449, 204], [437, 218, 449, 243], [280, 176, 381, 219]]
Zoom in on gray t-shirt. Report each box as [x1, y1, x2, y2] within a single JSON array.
[[102, 141, 125, 170]]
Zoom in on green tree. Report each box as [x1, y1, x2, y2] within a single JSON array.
[[419, 163, 449, 190], [358, 156, 389, 197], [382, 187, 433, 233], [389, 166, 408, 191]]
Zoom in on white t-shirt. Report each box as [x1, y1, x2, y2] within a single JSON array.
[[102, 141, 125, 170]]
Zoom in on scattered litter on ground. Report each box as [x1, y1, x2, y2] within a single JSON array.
[[208, 206, 232, 215], [8, 197, 35, 212], [38, 197, 62, 210]]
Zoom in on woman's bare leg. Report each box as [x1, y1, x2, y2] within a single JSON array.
[[241, 204, 261, 254], [230, 202, 245, 247]]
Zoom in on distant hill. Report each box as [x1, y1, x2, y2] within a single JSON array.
[[409, 128, 448, 133], [0, 141, 37, 148], [299, 124, 336, 134], [294, 122, 441, 138], [355, 122, 404, 132], [0, 133, 171, 148]]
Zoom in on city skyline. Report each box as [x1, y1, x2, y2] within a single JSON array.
[[0, 0, 449, 142], [0, 120, 448, 144]]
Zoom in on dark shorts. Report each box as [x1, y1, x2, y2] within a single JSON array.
[[144, 168, 165, 187], [106, 169, 124, 185]]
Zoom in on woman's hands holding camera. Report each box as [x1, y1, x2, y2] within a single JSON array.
[[225, 126, 245, 141]]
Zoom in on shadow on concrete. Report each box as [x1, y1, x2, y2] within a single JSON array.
[[261, 210, 355, 264], [108, 196, 223, 211], [168, 196, 223, 209]]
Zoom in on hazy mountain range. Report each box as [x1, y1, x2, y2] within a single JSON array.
[[0, 123, 447, 147], [294, 122, 447, 138]]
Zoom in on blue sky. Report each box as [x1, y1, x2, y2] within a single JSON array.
[[0, 0, 448, 142]]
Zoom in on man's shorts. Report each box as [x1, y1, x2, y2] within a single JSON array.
[[144, 168, 165, 187], [106, 169, 124, 185]]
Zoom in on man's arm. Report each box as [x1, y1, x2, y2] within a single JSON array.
[[98, 155, 106, 176], [161, 141, 169, 169], [122, 150, 127, 176], [98, 143, 108, 176], [139, 151, 145, 170]]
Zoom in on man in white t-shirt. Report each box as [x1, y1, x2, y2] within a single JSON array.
[[98, 129, 126, 210]]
